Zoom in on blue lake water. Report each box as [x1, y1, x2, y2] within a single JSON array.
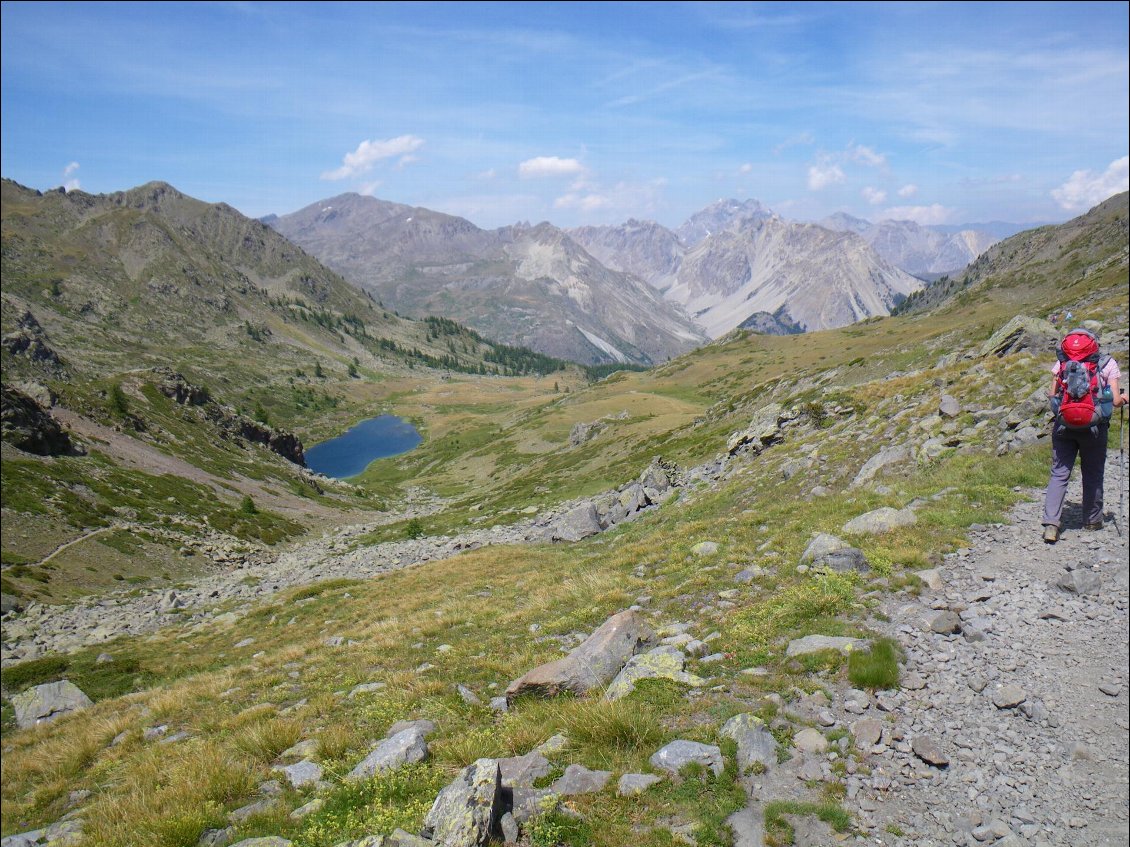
[[304, 415, 422, 479]]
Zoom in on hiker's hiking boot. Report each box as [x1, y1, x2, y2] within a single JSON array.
[[1084, 521, 1104, 531], [1042, 524, 1059, 544]]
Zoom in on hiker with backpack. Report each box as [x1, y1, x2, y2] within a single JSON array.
[[1041, 327, 1126, 543]]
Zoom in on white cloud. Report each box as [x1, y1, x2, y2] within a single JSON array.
[[849, 144, 886, 167], [519, 156, 585, 178], [553, 178, 666, 217], [554, 192, 612, 211], [321, 135, 425, 180], [861, 186, 887, 205], [358, 180, 382, 196], [807, 162, 845, 191], [1051, 156, 1129, 211], [61, 161, 80, 191], [473, 168, 497, 180], [772, 132, 815, 155], [897, 184, 918, 198], [880, 204, 955, 225], [739, 163, 753, 174]]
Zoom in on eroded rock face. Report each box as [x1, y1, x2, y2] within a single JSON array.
[[505, 610, 654, 703], [1, 310, 64, 369], [422, 758, 502, 847], [12, 680, 93, 729], [1, 384, 74, 456], [980, 315, 1059, 358]]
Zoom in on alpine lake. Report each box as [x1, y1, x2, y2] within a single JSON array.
[[304, 415, 422, 478]]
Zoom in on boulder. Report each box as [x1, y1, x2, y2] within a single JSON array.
[[981, 315, 1059, 358], [605, 646, 707, 700], [422, 759, 503, 847], [800, 533, 850, 563], [720, 713, 778, 772], [785, 635, 865, 658], [850, 446, 909, 488], [650, 740, 724, 777], [506, 610, 654, 703], [842, 507, 916, 536], [550, 764, 612, 795], [617, 773, 663, 796], [348, 727, 429, 779], [1, 385, 73, 456], [496, 751, 551, 788], [12, 680, 93, 729], [548, 502, 602, 543], [726, 403, 791, 456]]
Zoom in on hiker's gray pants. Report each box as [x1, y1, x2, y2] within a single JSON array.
[[1042, 423, 1108, 528]]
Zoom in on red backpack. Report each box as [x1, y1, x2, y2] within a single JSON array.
[[1053, 329, 1111, 429]]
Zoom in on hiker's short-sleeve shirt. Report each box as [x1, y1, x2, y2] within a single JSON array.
[[1051, 357, 1121, 383]]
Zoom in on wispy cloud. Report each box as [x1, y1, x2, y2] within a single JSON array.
[[62, 161, 80, 191], [880, 204, 955, 225], [861, 186, 886, 205], [518, 156, 585, 178], [554, 178, 667, 217], [897, 184, 918, 198], [1051, 156, 1128, 211], [848, 144, 886, 168], [321, 135, 425, 181], [772, 132, 815, 155], [807, 161, 845, 191]]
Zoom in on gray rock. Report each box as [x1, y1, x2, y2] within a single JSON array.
[[939, 395, 961, 418], [457, 684, 481, 706], [691, 541, 719, 556], [549, 503, 602, 542], [726, 403, 790, 455], [650, 740, 724, 777], [496, 751, 552, 788], [851, 718, 882, 748], [1056, 569, 1102, 595], [930, 611, 962, 635], [197, 828, 236, 847], [981, 315, 1059, 358], [348, 727, 429, 779], [813, 547, 869, 574], [422, 758, 502, 847], [274, 760, 322, 788], [551, 764, 612, 795], [386, 831, 429, 847], [605, 645, 706, 700], [850, 446, 910, 487], [385, 719, 437, 739], [499, 812, 520, 844], [617, 773, 663, 796], [842, 507, 917, 536], [911, 736, 949, 767], [720, 713, 778, 772], [793, 728, 828, 754], [228, 798, 282, 824], [229, 839, 293, 847], [800, 533, 850, 563], [992, 684, 1027, 709], [11, 681, 93, 729], [785, 635, 865, 658], [289, 799, 325, 819], [506, 610, 654, 702]]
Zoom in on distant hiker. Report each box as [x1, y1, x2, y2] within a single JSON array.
[[1041, 327, 1125, 542]]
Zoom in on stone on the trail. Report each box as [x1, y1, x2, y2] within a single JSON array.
[[929, 611, 962, 635], [911, 736, 949, 767], [549, 502, 602, 542], [850, 446, 910, 488], [650, 740, 724, 777], [551, 764, 612, 795], [938, 395, 961, 418], [273, 760, 322, 788], [505, 610, 654, 703], [917, 569, 944, 591], [842, 507, 917, 536], [1056, 569, 1102, 595], [785, 635, 864, 658], [12, 680, 93, 729], [721, 713, 778, 772], [605, 645, 706, 700], [496, 751, 552, 788], [691, 541, 719, 556], [851, 718, 883, 748], [229, 839, 293, 847], [1098, 683, 1122, 697], [348, 727, 429, 779], [793, 728, 828, 754], [991, 684, 1027, 709], [617, 773, 663, 796], [422, 758, 502, 847]]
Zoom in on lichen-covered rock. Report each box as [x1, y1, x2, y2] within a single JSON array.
[[348, 727, 429, 779], [548, 502, 602, 542], [550, 764, 612, 795], [496, 751, 551, 788], [842, 506, 916, 536], [649, 740, 724, 777], [785, 635, 865, 658], [980, 315, 1059, 358], [726, 403, 791, 456], [605, 646, 706, 700], [506, 610, 654, 703], [422, 758, 502, 847], [11, 680, 93, 729], [720, 713, 779, 772]]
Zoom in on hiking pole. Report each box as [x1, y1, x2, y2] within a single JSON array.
[[1119, 395, 1126, 537]]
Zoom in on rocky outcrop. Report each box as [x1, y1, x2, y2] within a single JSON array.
[[726, 404, 794, 456], [1, 384, 74, 456], [11, 680, 93, 729], [980, 315, 1060, 359], [1, 311, 64, 369], [505, 610, 654, 703], [422, 759, 503, 846]]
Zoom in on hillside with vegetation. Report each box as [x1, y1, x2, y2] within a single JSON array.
[[1, 188, 1127, 847]]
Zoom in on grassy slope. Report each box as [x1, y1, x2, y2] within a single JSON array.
[[1, 196, 1127, 844]]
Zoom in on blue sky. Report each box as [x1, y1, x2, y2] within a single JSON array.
[[2, 1, 1127, 229]]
